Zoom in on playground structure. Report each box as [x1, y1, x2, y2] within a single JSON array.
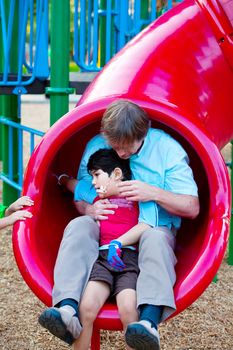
[[0, 0, 179, 195], [1, 0, 233, 349]]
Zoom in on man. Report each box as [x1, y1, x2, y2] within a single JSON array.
[[39, 99, 199, 350]]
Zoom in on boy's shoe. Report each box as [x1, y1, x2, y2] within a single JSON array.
[[125, 320, 160, 350], [38, 307, 82, 345]]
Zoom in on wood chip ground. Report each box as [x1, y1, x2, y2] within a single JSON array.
[[0, 100, 232, 349]]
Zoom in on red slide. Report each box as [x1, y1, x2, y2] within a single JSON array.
[[13, 0, 233, 332]]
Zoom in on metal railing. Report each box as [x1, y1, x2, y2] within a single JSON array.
[[1, 0, 181, 81], [1, 0, 181, 196], [73, 0, 182, 71], [0, 116, 44, 192], [0, 0, 49, 90]]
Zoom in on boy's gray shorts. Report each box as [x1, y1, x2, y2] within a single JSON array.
[[89, 249, 139, 296]]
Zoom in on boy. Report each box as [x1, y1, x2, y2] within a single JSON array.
[[0, 196, 33, 230]]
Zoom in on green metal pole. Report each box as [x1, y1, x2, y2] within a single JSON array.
[[212, 274, 218, 283], [48, 0, 73, 126], [1, 0, 19, 205], [99, 0, 107, 67], [0, 22, 3, 162], [228, 140, 233, 265], [0, 96, 3, 161], [140, 0, 149, 30]]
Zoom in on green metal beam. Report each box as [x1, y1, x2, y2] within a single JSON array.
[[99, 0, 107, 67], [49, 0, 71, 126], [0, 18, 3, 162], [1, 0, 19, 205], [228, 140, 233, 265], [140, 0, 149, 29]]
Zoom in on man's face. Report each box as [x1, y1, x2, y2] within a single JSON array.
[[108, 139, 143, 159]]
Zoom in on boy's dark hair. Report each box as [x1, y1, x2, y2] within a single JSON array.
[[87, 148, 132, 180]]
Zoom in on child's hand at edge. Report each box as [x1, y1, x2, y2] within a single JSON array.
[[5, 196, 34, 216], [7, 210, 33, 225], [0, 209, 33, 229]]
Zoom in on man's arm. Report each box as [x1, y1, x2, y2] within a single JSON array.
[[151, 186, 199, 219], [117, 134, 200, 220], [58, 175, 77, 193], [117, 180, 200, 219], [57, 176, 118, 220], [75, 200, 150, 240]]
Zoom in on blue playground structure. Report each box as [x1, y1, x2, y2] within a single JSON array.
[[0, 0, 180, 194]]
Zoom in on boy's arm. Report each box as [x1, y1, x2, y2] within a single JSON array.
[[116, 222, 151, 246], [0, 216, 12, 229], [107, 222, 151, 270], [5, 196, 34, 216], [0, 210, 33, 229]]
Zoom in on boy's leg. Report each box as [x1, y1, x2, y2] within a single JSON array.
[[125, 226, 177, 350], [116, 288, 138, 350], [38, 215, 100, 345], [116, 288, 138, 329], [114, 250, 139, 350], [114, 249, 139, 329], [73, 281, 110, 350]]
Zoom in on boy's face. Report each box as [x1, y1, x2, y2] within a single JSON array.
[[91, 169, 120, 198], [107, 139, 143, 159]]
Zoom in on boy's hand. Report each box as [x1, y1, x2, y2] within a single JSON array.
[[7, 210, 33, 225], [7, 196, 34, 215], [107, 240, 125, 271]]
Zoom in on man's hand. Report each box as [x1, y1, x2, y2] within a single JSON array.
[[107, 240, 125, 271], [118, 180, 155, 202], [85, 199, 118, 221]]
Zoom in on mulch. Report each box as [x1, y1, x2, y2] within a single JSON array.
[[0, 225, 233, 350], [0, 109, 232, 349]]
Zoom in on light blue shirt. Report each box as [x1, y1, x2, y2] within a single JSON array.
[[75, 128, 198, 230]]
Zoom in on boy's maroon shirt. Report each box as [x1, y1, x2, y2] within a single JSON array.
[[94, 196, 139, 246]]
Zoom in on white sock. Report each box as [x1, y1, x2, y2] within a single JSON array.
[[58, 305, 82, 339], [59, 305, 76, 316]]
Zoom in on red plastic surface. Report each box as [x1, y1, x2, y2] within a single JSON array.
[[13, 0, 233, 331]]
